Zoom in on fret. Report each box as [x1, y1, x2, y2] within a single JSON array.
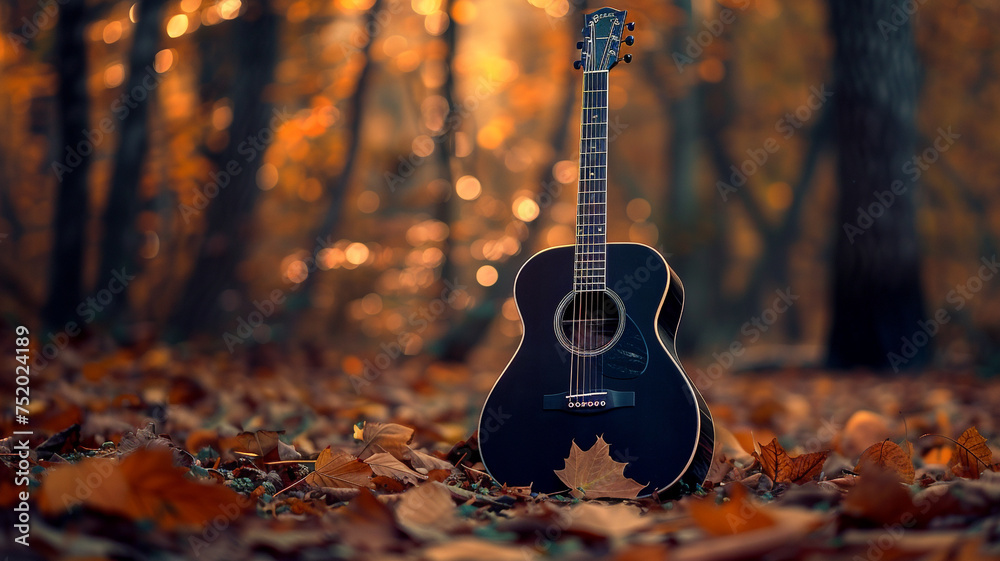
[[575, 66, 609, 289]]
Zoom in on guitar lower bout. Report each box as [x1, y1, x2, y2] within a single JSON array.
[[478, 243, 714, 500]]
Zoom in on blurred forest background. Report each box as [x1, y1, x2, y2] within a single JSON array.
[[1, 0, 999, 378]]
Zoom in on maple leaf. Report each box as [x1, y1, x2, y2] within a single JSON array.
[[688, 483, 776, 536], [304, 447, 373, 489], [365, 452, 427, 485], [854, 440, 915, 484], [752, 438, 828, 484], [553, 436, 646, 499], [39, 448, 249, 530], [953, 427, 994, 479], [354, 422, 415, 460], [753, 438, 791, 482]]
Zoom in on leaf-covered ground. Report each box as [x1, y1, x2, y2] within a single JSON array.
[[3, 347, 1000, 560]]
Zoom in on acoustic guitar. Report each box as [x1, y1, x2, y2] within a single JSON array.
[[477, 7, 714, 499]]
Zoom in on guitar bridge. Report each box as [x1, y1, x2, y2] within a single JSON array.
[[542, 389, 634, 413]]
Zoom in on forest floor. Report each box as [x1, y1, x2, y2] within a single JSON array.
[[2, 344, 1000, 561]]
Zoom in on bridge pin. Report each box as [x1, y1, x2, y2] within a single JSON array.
[[601, 401, 606, 406]]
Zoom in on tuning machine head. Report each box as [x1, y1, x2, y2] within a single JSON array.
[[627, 21, 635, 31]]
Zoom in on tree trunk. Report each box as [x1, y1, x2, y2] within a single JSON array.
[[96, 0, 168, 333], [43, 0, 90, 333], [827, 0, 927, 370], [167, 0, 279, 340]]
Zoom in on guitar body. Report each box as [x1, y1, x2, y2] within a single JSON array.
[[478, 243, 714, 499]]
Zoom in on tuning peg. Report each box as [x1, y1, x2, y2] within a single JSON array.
[[627, 21, 635, 31], [574, 60, 582, 69], [624, 35, 634, 46], [622, 54, 633, 64], [577, 41, 583, 49]]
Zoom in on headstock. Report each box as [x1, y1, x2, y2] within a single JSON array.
[[574, 7, 635, 71]]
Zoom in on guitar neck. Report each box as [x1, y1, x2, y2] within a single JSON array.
[[575, 70, 609, 292]]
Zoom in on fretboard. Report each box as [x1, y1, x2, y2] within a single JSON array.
[[574, 70, 609, 291]]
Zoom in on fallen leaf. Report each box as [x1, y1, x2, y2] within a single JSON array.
[[354, 422, 414, 460], [395, 481, 461, 541], [39, 448, 250, 530], [365, 452, 426, 484], [855, 440, 915, 484], [304, 447, 373, 489], [752, 438, 790, 483], [688, 483, 776, 536], [838, 410, 893, 459], [788, 451, 830, 484], [566, 502, 651, 539], [423, 538, 528, 561], [221, 429, 298, 464], [841, 469, 917, 527], [337, 488, 404, 551], [406, 447, 454, 472], [953, 427, 993, 479], [553, 436, 646, 499]]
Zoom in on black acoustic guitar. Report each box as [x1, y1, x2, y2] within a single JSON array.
[[478, 7, 714, 500]]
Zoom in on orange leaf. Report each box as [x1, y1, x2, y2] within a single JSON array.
[[305, 447, 373, 489], [39, 449, 249, 530], [953, 427, 993, 479], [854, 440, 915, 484], [752, 438, 791, 483], [688, 483, 776, 536], [787, 451, 830, 484], [554, 436, 646, 499], [842, 469, 917, 527], [354, 422, 414, 460]]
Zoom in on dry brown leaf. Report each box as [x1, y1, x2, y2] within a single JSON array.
[[838, 410, 894, 459], [395, 481, 461, 541], [954, 427, 993, 479], [365, 452, 426, 485], [854, 440, 915, 484], [688, 483, 776, 536], [566, 502, 651, 539], [304, 447, 373, 489], [553, 436, 646, 499], [752, 438, 791, 483], [423, 538, 529, 561], [788, 451, 830, 484], [39, 448, 249, 530], [337, 488, 404, 551], [406, 447, 454, 473], [354, 422, 414, 460], [842, 468, 917, 527]]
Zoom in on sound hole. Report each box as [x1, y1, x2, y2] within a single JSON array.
[[555, 290, 624, 355]]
